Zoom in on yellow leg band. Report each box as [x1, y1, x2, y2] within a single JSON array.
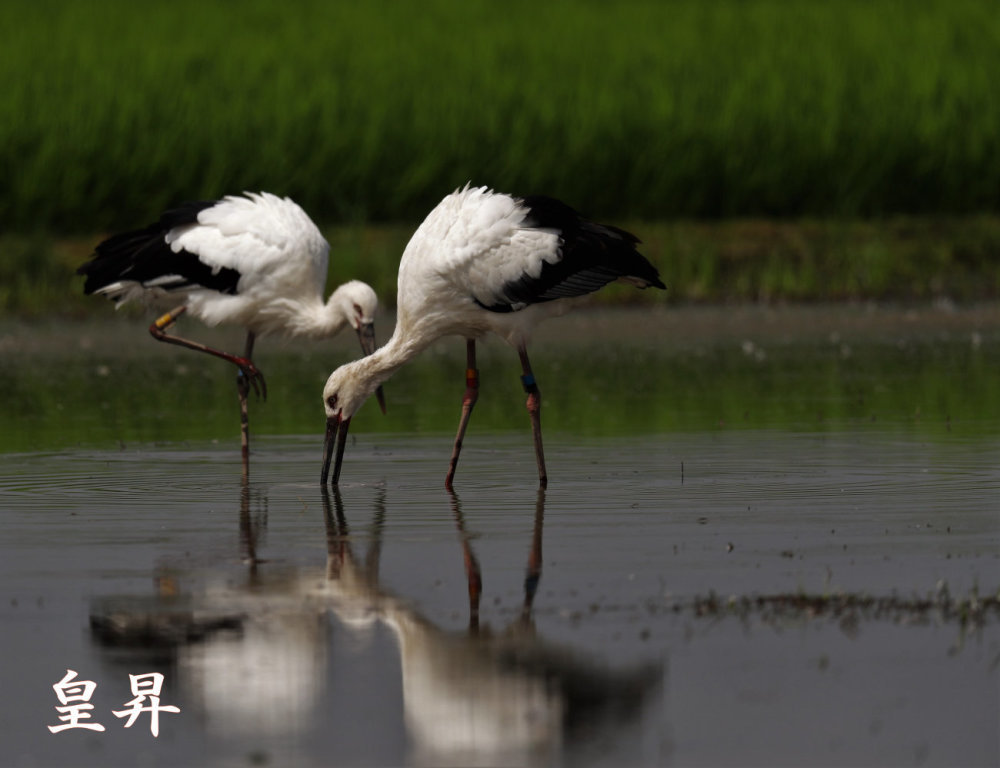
[[154, 311, 177, 329]]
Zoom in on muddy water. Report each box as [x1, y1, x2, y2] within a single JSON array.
[[1, 306, 999, 766]]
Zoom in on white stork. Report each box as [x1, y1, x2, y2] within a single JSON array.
[[78, 191, 385, 479], [321, 184, 664, 489]]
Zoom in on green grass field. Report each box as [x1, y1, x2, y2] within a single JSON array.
[[4, 215, 1000, 316], [2, 0, 998, 234]]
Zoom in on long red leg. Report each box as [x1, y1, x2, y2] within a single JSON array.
[[148, 306, 267, 400], [236, 332, 256, 482], [445, 339, 479, 491], [517, 344, 548, 489]]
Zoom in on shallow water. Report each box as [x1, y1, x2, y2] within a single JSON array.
[[1, 306, 999, 766], [2, 430, 998, 767], [4, 303, 1000, 452]]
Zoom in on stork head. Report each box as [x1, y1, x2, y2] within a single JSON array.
[[321, 360, 379, 486], [328, 280, 385, 414], [328, 280, 378, 336]]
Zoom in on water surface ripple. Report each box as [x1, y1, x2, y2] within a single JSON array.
[[1, 429, 997, 767]]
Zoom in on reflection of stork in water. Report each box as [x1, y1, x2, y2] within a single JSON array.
[[91, 484, 329, 746], [445, 490, 541, 633], [237, 480, 268, 570], [90, 485, 660, 765], [322, 488, 660, 767]]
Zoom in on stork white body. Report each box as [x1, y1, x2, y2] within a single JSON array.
[[84, 192, 378, 339], [79, 191, 383, 479], [321, 184, 665, 488], [397, 189, 570, 344]]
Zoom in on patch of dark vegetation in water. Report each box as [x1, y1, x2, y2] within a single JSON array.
[[683, 584, 1000, 629]]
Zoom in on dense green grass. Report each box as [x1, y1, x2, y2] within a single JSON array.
[[1, 0, 998, 233]]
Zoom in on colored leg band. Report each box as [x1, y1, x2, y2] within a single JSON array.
[[521, 373, 537, 392], [154, 311, 175, 329], [466, 368, 479, 388]]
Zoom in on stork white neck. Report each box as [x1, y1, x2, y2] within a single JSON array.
[[322, 321, 430, 421], [272, 280, 377, 339]]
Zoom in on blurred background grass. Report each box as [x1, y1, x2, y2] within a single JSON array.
[[5, 217, 1000, 316], [1, 0, 998, 312]]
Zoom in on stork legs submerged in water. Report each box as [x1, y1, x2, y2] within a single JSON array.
[[445, 339, 547, 491], [149, 305, 266, 481]]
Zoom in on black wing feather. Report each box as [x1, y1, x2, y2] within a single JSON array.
[[478, 195, 665, 314], [78, 200, 241, 299]]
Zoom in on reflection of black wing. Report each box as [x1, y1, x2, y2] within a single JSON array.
[[78, 200, 241, 300], [478, 195, 665, 313], [89, 594, 244, 649]]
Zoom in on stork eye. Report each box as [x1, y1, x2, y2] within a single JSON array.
[[326, 394, 338, 409], [352, 302, 363, 316]]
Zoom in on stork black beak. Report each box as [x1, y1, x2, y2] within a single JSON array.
[[356, 321, 387, 415], [321, 413, 352, 486], [357, 321, 377, 356]]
